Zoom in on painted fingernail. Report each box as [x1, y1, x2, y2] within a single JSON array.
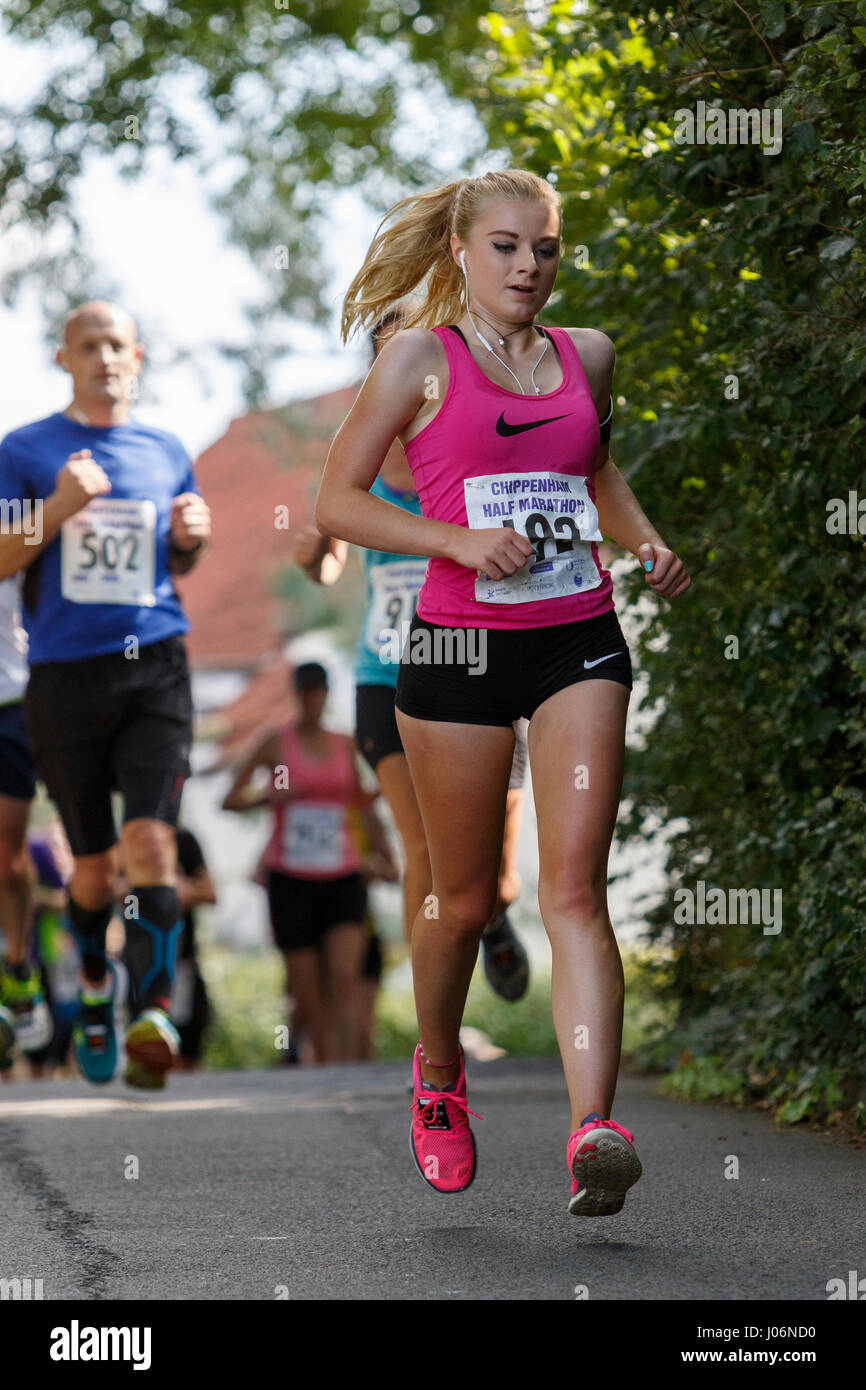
[[644, 559, 654, 572]]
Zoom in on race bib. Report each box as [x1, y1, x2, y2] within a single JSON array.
[[282, 804, 345, 872], [61, 497, 157, 606], [464, 471, 603, 604], [364, 560, 428, 659]]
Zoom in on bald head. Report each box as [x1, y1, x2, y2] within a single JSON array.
[[63, 301, 138, 348], [57, 301, 144, 425]]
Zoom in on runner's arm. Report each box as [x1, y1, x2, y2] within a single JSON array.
[[568, 329, 690, 600], [316, 330, 532, 579], [359, 802, 400, 882], [595, 456, 691, 599], [594, 455, 667, 557], [0, 450, 111, 580], [0, 493, 71, 579], [316, 330, 456, 559], [221, 730, 284, 812], [291, 524, 349, 585], [168, 492, 211, 574]]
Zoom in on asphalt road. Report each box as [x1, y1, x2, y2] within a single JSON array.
[[0, 1058, 862, 1301]]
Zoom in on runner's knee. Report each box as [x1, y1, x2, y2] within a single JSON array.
[[538, 871, 607, 926], [71, 855, 117, 908], [436, 883, 499, 938], [121, 818, 176, 880], [0, 844, 31, 885]]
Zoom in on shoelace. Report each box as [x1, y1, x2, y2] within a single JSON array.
[[412, 1089, 484, 1124], [571, 1118, 634, 1145]]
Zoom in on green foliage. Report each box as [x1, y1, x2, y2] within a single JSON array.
[[198, 942, 667, 1070], [483, 0, 866, 1125], [200, 945, 285, 1070], [0, 0, 496, 394], [659, 1056, 748, 1107]]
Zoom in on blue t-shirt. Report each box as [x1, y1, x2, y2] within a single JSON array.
[[353, 473, 427, 690], [0, 412, 197, 664]]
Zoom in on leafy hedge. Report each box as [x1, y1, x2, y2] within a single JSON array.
[[485, 0, 866, 1124]]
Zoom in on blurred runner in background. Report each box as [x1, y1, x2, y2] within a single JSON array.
[[0, 575, 52, 1072], [223, 661, 398, 1062], [22, 819, 78, 1079], [345, 800, 398, 1060]]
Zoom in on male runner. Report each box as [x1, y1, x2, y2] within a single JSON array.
[[0, 300, 210, 1088]]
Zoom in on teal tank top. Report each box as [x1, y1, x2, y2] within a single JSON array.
[[353, 473, 427, 689]]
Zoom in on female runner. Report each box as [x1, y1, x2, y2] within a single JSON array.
[[293, 312, 531, 1002], [223, 661, 397, 1062], [316, 169, 690, 1213]]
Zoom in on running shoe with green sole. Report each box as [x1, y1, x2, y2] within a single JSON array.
[[0, 961, 53, 1053], [124, 1007, 180, 1090], [73, 966, 119, 1085]]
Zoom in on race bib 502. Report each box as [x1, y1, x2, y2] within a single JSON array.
[[61, 497, 157, 607]]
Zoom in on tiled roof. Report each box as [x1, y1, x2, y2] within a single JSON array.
[[177, 384, 359, 669]]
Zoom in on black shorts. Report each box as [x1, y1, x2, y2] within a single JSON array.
[[177, 970, 211, 1061], [356, 683, 403, 772], [395, 607, 632, 726], [267, 870, 367, 952], [362, 930, 384, 982], [24, 635, 192, 856], [357, 681, 529, 788], [0, 702, 36, 801]]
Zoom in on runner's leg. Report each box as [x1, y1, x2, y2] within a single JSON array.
[[0, 793, 34, 965], [374, 751, 431, 938], [489, 787, 523, 923], [320, 921, 368, 1060], [529, 679, 629, 1131], [396, 711, 514, 1088], [120, 817, 180, 1012], [282, 948, 329, 1063], [67, 848, 119, 982]]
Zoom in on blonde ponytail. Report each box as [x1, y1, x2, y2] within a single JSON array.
[[341, 170, 561, 342]]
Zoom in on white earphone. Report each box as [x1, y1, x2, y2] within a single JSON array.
[[458, 249, 548, 395]]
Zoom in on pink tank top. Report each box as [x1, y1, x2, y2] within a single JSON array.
[[405, 325, 614, 629], [264, 725, 364, 880]]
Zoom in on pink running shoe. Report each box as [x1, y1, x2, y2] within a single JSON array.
[[410, 1042, 482, 1194], [567, 1113, 642, 1217]]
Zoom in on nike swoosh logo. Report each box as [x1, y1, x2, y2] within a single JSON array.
[[584, 653, 620, 669], [495, 411, 571, 436]]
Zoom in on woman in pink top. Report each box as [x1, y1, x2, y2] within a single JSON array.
[[316, 170, 690, 1210], [223, 662, 396, 1063]]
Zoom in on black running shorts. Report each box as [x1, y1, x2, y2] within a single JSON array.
[[0, 702, 37, 801], [24, 634, 193, 856], [356, 681, 529, 787], [395, 608, 632, 726], [267, 869, 367, 952], [362, 930, 384, 982], [356, 683, 404, 772]]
